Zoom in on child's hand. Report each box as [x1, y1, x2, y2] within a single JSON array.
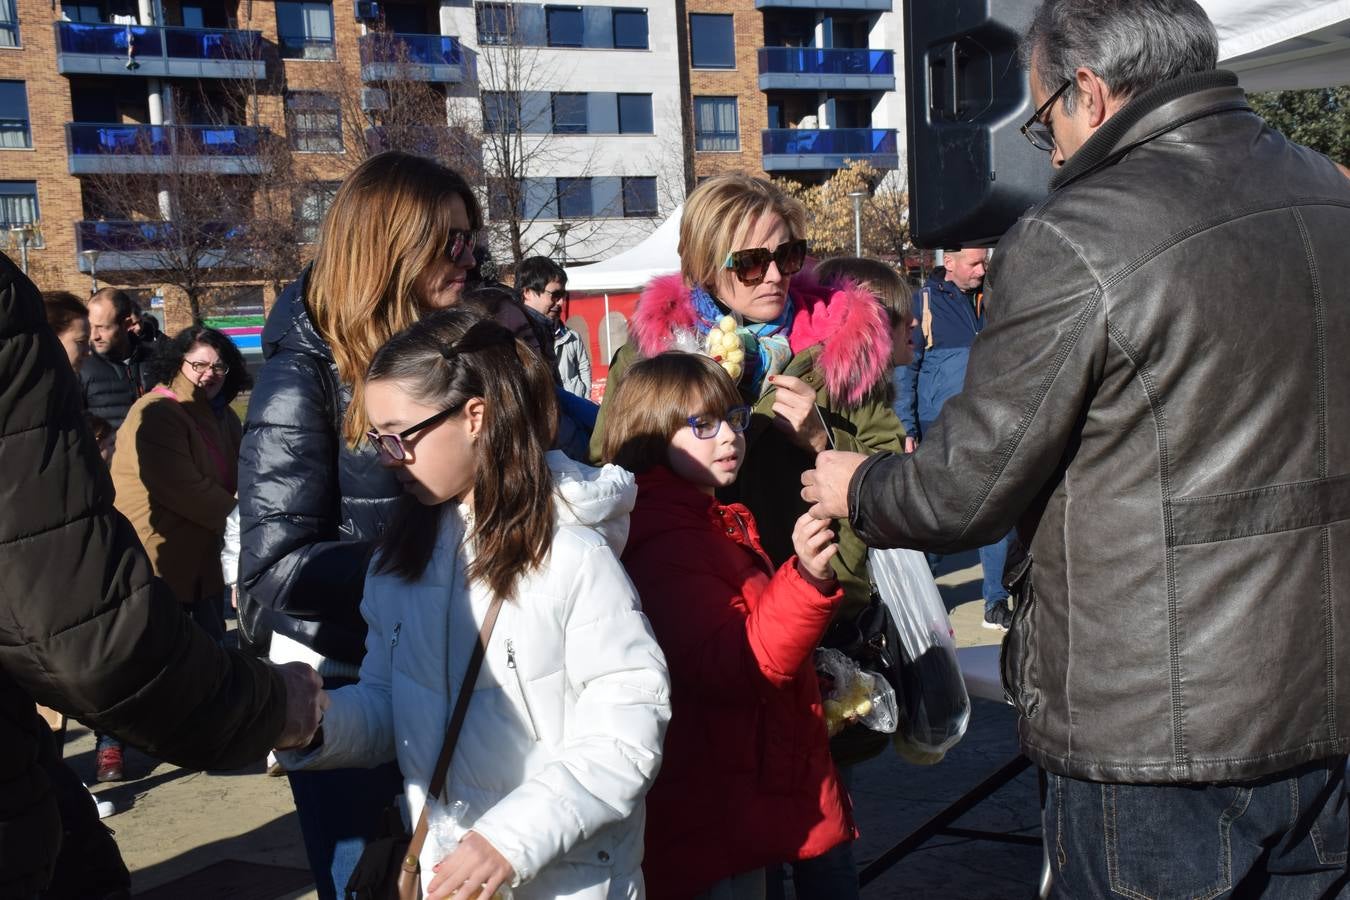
[[792, 512, 839, 592]]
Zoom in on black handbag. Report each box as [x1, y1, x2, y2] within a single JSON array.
[[822, 589, 904, 695]]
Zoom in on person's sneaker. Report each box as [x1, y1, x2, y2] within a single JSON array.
[[983, 602, 1014, 631], [95, 745, 125, 783]]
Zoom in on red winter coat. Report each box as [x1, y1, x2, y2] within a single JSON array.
[[622, 466, 855, 898]]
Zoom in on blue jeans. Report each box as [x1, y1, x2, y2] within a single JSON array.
[[287, 676, 404, 900], [764, 767, 860, 900], [926, 531, 1013, 613], [1043, 759, 1350, 899]]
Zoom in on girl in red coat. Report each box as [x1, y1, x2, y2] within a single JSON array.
[[602, 351, 856, 900]]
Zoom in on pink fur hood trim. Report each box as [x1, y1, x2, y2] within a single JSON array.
[[630, 268, 893, 408]]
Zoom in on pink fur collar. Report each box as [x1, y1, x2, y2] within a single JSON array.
[[630, 268, 893, 408]]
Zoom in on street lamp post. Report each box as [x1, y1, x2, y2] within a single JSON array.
[[847, 190, 867, 257], [553, 222, 571, 267], [81, 249, 102, 293]]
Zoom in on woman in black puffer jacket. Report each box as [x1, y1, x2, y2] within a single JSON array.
[[238, 151, 483, 900]]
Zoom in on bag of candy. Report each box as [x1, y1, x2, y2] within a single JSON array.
[[814, 647, 899, 737]]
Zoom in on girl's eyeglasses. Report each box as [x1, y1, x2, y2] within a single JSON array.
[[184, 360, 229, 376], [367, 401, 466, 462], [687, 405, 752, 440], [723, 239, 808, 286]]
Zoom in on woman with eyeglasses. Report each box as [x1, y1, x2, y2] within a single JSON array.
[[237, 151, 483, 900], [110, 325, 250, 645], [589, 173, 903, 899]]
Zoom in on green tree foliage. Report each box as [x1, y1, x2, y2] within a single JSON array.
[[1247, 87, 1350, 163]]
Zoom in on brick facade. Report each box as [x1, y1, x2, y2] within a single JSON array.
[[682, 0, 766, 181]]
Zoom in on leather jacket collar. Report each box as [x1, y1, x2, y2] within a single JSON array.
[[1050, 70, 1248, 192]]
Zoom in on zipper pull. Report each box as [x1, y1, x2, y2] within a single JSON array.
[[391, 621, 401, 648], [506, 638, 516, 669]]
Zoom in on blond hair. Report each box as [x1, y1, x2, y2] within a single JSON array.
[[306, 151, 482, 445], [601, 352, 743, 475], [678, 174, 807, 294], [815, 256, 911, 327]]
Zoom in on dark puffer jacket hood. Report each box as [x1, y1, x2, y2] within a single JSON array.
[[238, 270, 403, 665]]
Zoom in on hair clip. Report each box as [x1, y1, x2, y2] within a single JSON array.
[[438, 346, 459, 362]]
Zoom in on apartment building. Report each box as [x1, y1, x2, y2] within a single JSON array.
[[0, 0, 684, 329], [680, 0, 904, 185]]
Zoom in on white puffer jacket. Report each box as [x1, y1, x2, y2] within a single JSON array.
[[282, 453, 671, 898]]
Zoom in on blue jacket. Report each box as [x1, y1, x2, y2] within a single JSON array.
[[893, 275, 986, 437]]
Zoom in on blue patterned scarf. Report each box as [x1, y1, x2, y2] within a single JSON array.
[[691, 286, 795, 398]]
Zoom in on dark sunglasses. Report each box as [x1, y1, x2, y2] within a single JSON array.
[[723, 239, 808, 286], [1021, 80, 1071, 152], [687, 405, 752, 440], [445, 229, 477, 262], [543, 288, 569, 301], [366, 400, 466, 462]]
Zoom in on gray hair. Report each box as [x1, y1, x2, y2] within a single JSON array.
[[1024, 0, 1219, 112]]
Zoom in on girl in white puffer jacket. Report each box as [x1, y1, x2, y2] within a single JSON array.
[[280, 308, 671, 900]]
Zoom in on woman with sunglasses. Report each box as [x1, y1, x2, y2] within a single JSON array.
[[111, 325, 251, 644], [602, 352, 852, 900], [237, 151, 483, 900]]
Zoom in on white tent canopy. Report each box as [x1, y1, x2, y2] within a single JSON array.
[[564, 206, 682, 292], [1207, 0, 1350, 91]]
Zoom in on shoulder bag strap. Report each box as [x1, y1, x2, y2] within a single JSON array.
[[398, 594, 506, 887]]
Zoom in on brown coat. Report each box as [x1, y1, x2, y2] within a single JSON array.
[[111, 372, 241, 605]]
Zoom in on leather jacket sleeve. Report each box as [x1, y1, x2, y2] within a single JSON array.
[[849, 217, 1107, 553]]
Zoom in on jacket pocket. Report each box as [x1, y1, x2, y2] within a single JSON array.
[[505, 639, 540, 742], [999, 553, 1042, 719]]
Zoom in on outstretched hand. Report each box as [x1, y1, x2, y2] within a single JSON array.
[[801, 450, 868, 521], [792, 513, 838, 592], [272, 662, 328, 750]]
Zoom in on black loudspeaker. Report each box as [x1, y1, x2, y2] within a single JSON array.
[[904, 0, 1049, 248]]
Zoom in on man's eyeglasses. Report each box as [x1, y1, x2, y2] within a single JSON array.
[[1021, 80, 1071, 152], [445, 229, 477, 262], [542, 288, 568, 302], [723, 239, 808, 286], [687, 405, 752, 440], [184, 359, 229, 376], [367, 401, 466, 462]]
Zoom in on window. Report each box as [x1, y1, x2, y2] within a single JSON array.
[[612, 8, 647, 49], [693, 96, 738, 151], [616, 93, 652, 134], [180, 5, 204, 28], [488, 177, 522, 220], [276, 0, 334, 59], [476, 2, 514, 45], [689, 13, 734, 69], [286, 92, 342, 152], [546, 5, 582, 47], [551, 92, 587, 134], [622, 176, 657, 218], [0, 0, 17, 47], [0, 181, 38, 230], [295, 181, 339, 242], [556, 177, 591, 218], [482, 91, 520, 133], [0, 81, 29, 149], [62, 3, 101, 23]]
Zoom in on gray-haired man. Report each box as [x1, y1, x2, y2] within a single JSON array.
[[802, 0, 1350, 893]]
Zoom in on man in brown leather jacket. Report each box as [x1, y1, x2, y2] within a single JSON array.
[[803, 0, 1350, 893]]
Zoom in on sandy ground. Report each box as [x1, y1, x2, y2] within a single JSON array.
[[58, 549, 1031, 898]]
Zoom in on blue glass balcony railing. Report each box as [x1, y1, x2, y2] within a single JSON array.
[[359, 32, 462, 67], [762, 128, 898, 157], [55, 21, 262, 62], [76, 220, 243, 256], [758, 47, 894, 77], [67, 123, 263, 157]]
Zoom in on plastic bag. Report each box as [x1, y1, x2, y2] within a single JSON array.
[[869, 547, 971, 761], [815, 647, 899, 737], [426, 799, 514, 899]]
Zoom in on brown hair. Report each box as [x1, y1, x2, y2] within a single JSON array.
[[43, 291, 89, 336], [366, 308, 558, 599], [815, 257, 911, 328], [601, 352, 743, 474], [306, 151, 483, 447], [679, 174, 807, 296]]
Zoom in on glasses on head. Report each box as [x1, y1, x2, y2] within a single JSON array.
[[445, 229, 477, 262], [1021, 80, 1071, 152], [366, 401, 466, 462], [686, 405, 752, 440], [184, 359, 229, 376], [723, 239, 808, 286]]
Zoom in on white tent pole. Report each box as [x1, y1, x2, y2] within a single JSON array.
[[603, 293, 612, 362]]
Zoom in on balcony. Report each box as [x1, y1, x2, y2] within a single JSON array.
[[364, 125, 481, 167], [76, 220, 244, 272], [756, 0, 891, 9], [358, 33, 463, 82], [758, 47, 895, 91], [761, 127, 899, 172], [54, 22, 264, 79], [67, 124, 266, 175]]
